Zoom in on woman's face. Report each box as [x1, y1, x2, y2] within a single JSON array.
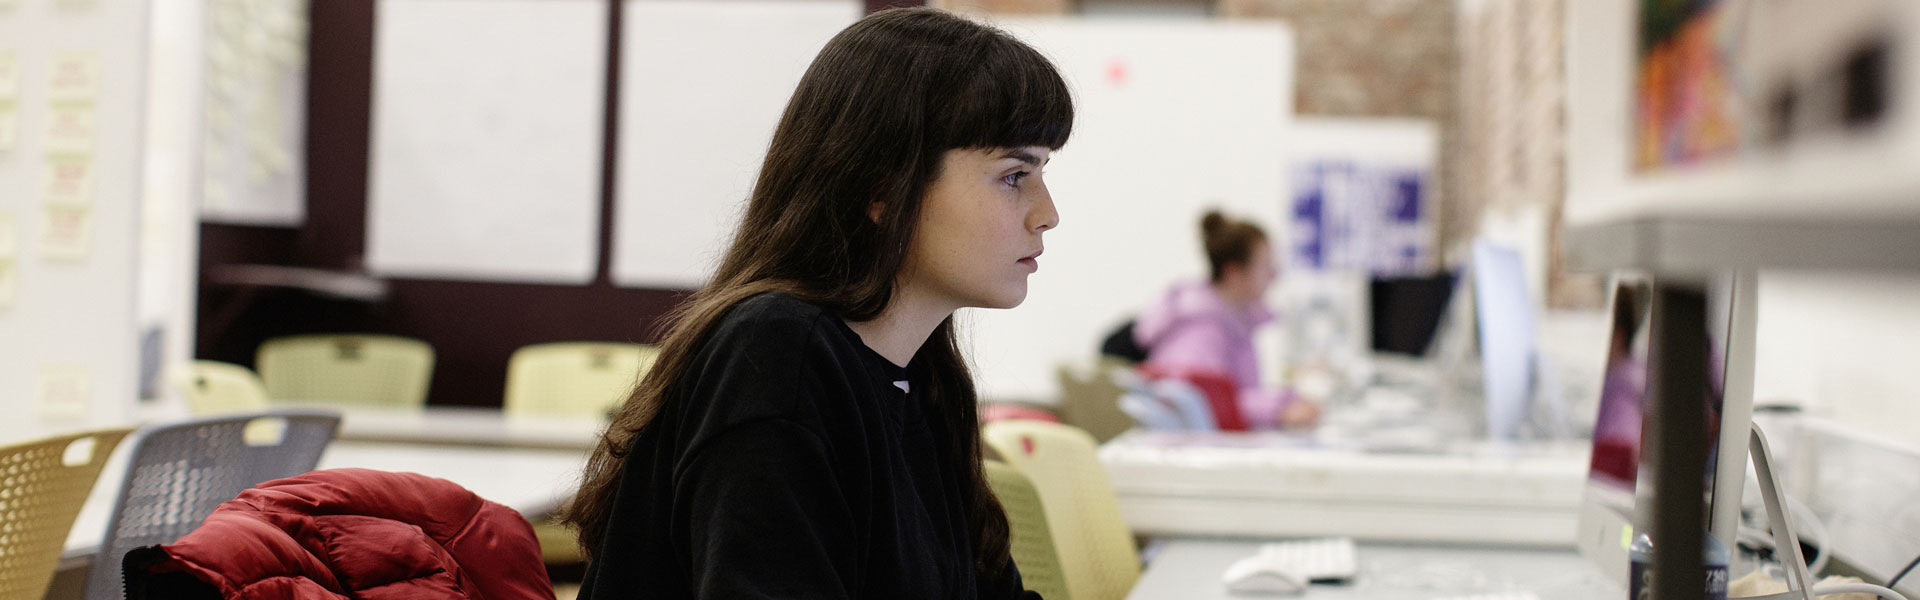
[[1222, 239, 1278, 304], [900, 146, 1058, 311], [1246, 239, 1277, 295]]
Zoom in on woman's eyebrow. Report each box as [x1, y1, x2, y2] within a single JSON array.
[[1000, 149, 1048, 167]]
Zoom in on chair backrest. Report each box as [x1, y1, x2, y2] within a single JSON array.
[[981, 421, 1140, 600], [0, 428, 132, 600], [82, 411, 341, 600], [1135, 364, 1245, 431], [503, 342, 655, 417], [1055, 358, 1136, 443], [168, 360, 269, 415], [257, 334, 435, 407], [984, 460, 1072, 600]]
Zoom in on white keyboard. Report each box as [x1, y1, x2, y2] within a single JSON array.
[[1255, 537, 1358, 582]]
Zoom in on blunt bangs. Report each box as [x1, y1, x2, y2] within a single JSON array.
[[933, 28, 1075, 153]]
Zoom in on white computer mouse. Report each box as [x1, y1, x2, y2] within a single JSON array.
[[1222, 553, 1307, 595]]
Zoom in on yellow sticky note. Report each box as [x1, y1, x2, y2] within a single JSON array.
[[0, 210, 16, 258], [0, 52, 18, 99], [43, 158, 95, 206], [43, 105, 96, 156], [36, 365, 90, 420], [48, 52, 100, 103], [0, 259, 15, 311], [0, 104, 16, 153], [38, 205, 92, 262]]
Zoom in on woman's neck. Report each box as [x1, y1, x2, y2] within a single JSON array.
[[844, 286, 952, 368], [1212, 279, 1256, 310]]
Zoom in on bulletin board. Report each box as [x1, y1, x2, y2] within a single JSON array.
[[0, 0, 150, 443], [966, 19, 1295, 403], [610, 0, 860, 290], [367, 0, 607, 284]]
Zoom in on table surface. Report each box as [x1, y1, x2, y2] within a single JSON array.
[[63, 438, 588, 556], [1125, 538, 1623, 600], [295, 404, 609, 450]]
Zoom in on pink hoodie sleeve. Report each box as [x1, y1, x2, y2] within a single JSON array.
[[1237, 386, 1292, 431]]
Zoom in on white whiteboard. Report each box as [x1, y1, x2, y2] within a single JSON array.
[[368, 0, 607, 284], [0, 0, 150, 443], [963, 19, 1295, 403], [610, 0, 860, 289]]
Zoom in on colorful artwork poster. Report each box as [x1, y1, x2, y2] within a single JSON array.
[[1289, 159, 1432, 276], [1635, 0, 1748, 171]]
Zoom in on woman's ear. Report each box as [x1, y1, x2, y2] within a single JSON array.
[[868, 201, 887, 225]]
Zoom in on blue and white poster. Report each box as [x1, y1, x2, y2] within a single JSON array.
[[1284, 119, 1437, 276]]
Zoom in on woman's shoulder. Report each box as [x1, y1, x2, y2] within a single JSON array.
[[692, 292, 852, 381], [715, 292, 831, 336], [672, 292, 869, 434]]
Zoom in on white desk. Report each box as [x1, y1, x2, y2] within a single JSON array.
[[1127, 538, 1622, 600], [63, 439, 587, 557], [1100, 431, 1591, 546], [290, 404, 608, 450]]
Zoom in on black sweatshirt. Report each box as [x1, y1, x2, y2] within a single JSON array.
[[578, 293, 1038, 599]]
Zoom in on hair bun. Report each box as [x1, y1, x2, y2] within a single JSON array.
[[1200, 210, 1227, 238]]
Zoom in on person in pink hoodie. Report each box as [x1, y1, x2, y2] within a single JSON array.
[[1133, 210, 1321, 430]]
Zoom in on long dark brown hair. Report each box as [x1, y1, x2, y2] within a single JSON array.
[[564, 7, 1073, 578]]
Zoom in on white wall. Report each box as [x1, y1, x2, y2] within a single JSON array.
[[137, 0, 204, 406], [1752, 272, 1920, 448], [964, 18, 1294, 403]]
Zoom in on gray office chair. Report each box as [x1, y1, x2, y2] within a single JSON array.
[[81, 410, 341, 600]]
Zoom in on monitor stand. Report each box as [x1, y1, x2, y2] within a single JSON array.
[[1748, 423, 1818, 600]]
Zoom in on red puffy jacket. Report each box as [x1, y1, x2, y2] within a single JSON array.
[[124, 468, 555, 600]]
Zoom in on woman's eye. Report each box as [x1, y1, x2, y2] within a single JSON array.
[[1003, 171, 1030, 187]]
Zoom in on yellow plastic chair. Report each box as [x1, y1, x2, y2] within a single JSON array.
[[256, 334, 435, 407], [503, 342, 656, 417], [982, 420, 1140, 600], [985, 459, 1073, 600], [168, 360, 270, 415], [0, 427, 133, 600]]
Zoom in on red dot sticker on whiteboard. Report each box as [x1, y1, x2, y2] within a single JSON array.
[[1105, 59, 1129, 88]]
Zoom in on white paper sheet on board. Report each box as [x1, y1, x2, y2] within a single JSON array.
[[47, 51, 100, 102], [199, 0, 308, 226], [43, 158, 95, 206], [367, 0, 607, 284], [0, 52, 19, 99], [38, 205, 93, 262], [34, 364, 90, 420], [610, 0, 860, 289]]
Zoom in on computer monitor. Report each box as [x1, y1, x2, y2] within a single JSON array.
[[1576, 273, 1758, 585], [1417, 242, 1559, 440], [1368, 272, 1456, 357], [1471, 241, 1544, 441]]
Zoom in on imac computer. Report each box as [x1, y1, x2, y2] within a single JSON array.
[[1575, 273, 1759, 585], [1472, 241, 1544, 441], [1427, 240, 1567, 441]]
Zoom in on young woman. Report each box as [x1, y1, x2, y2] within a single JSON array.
[[1133, 210, 1320, 430], [565, 8, 1072, 599]]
